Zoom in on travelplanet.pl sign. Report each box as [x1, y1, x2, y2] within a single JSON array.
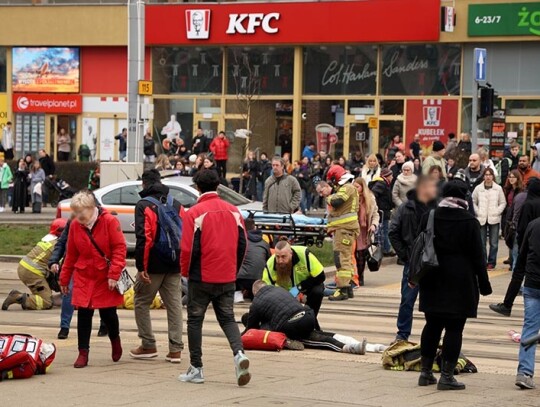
[[12, 94, 82, 113], [468, 2, 540, 36]]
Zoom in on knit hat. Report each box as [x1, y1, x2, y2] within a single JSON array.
[[380, 168, 393, 179], [432, 140, 445, 152], [442, 179, 468, 200], [402, 161, 414, 172]]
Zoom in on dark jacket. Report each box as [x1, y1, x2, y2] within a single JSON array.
[[143, 138, 156, 157], [419, 207, 492, 318], [192, 134, 208, 155], [115, 133, 127, 153], [48, 219, 70, 268], [369, 177, 393, 219], [464, 165, 485, 193], [500, 152, 520, 186], [513, 218, 540, 291], [39, 155, 55, 176], [135, 183, 182, 274], [517, 178, 540, 247], [389, 190, 436, 262], [237, 230, 271, 281], [246, 285, 305, 332]]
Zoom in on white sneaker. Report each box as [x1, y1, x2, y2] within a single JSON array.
[[234, 351, 251, 387], [234, 291, 245, 303], [178, 365, 204, 384], [0, 207, 4, 212]]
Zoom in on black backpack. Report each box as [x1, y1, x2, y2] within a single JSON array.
[[408, 210, 439, 285]]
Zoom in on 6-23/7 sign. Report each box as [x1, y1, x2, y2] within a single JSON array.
[[468, 2, 540, 37], [138, 80, 153, 96]]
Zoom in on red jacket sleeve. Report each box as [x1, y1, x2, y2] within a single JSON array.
[[135, 204, 157, 272], [106, 215, 127, 281], [209, 139, 216, 154], [180, 210, 195, 278], [59, 223, 79, 287]]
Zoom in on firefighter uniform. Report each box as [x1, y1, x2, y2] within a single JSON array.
[[327, 182, 360, 290]]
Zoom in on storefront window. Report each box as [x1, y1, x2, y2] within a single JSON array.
[[152, 47, 222, 94], [303, 46, 377, 95], [301, 100, 344, 158], [507, 100, 540, 116], [227, 47, 294, 95], [381, 44, 461, 96], [380, 99, 404, 115], [0, 48, 5, 93], [153, 98, 194, 147], [379, 120, 403, 159]]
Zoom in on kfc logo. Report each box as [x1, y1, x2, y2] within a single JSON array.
[[226, 13, 280, 35], [423, 100, 442, 127], [186, 10, 211, 40]]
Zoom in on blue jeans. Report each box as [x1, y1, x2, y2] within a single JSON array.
[[60, 278, 74, 329], [480, 223, 500, 266], [396, 263, 419, 341], [381, 218, 391, 254], [119, 150, 127, 161], [512, 238, 519, 272], [518, 287, 540, 376], [300, 190, 311, 213]]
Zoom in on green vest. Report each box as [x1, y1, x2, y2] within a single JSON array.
[[263, 246, 324, 290]]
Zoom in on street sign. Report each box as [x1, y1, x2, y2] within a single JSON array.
[[474, 48, 487, 82], [138, 80, 153, 96], [368, 117, 378, 129]]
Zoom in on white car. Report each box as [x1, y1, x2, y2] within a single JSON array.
[[57, 175, 262, 250]]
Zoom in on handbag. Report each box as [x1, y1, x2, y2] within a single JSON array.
[[409, 210, 439, 285], [84, 229, 133, 295], [241, 329, 287, 351], [366, 231, 383, 272]]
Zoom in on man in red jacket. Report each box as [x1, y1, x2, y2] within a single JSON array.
[[209, 131, 230, 179], [179, 169, 250, 386]]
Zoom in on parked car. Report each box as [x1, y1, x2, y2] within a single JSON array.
[[57, 175, 261, 250]]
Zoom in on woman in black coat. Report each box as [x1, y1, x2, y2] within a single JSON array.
[[12, 159, 29, 214], [416, 180, 492, 391]]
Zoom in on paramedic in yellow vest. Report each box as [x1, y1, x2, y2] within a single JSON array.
[[262, 241, 325, 316], [2, 218, 67, 311], [316, 165, 359, 301]]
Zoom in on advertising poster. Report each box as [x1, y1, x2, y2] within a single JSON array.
[[405, 99, 459, 152], [12, 47, 80, 93], [82, 118, 98, 161], [0, 94, 7, 130], [490, 121, 506, 160]]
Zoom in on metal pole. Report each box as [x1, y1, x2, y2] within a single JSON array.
[[127, 0, 145, 163], [471, 80, 478, 153]]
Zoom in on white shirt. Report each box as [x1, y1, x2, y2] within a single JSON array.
[[2, 127, 13, 150]]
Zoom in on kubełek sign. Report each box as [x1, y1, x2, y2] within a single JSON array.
[[468, 2, 540, 37], [405, 99, 459, 150], [12, 47, 80, 93]]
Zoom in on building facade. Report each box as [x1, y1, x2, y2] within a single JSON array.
[[0, 0, 539, 171]]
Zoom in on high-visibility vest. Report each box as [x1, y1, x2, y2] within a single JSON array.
[[19, 235, 57, 277]]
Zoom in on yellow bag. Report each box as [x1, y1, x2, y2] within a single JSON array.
[[120, 287, 163, 310]]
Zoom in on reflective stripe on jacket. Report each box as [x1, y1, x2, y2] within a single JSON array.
[[19, 235, 57, 277]]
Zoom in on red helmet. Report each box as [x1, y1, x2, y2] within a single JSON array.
[[326, 165, 347, 184], [49, 218, 68, 237]]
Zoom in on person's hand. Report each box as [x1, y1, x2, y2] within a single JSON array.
[[389, 160, 396, 167], [369, 225, 377, 233], [50, 264, 60, 274], [61, 285, 69, 295], [408, 282, 416, 289], [108, 279, 117, 291], [138, 271, 152, 284]]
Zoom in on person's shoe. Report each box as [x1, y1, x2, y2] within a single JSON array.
[[487, 264, 495, 270], [129, 346, 158, 359], [57, 328, 69, 340], [383, 251, 396, 258], [97, 324, 108, 337], [74, 349, 89, 368], [516, 374, 535, 390], [397, 258, 405, 266], [437, 361, 465, 390], [284, 339, 304, 351], [344, 338, 367, 355], [347, 285, 354, 299], [234, 291, 245, 303], [178, 365, 205, 384], [489, 303, 512, 317], [111, 337, 122, 362], [165, 352, 182, 363], [418, 357, 437, 386], [503, 258, 511, 265], [2, 290, 26, 310], [328, 288, 348, 301], [234, 351, 251, 387]]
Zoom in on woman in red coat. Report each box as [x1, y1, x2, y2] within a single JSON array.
[[60, 191, 127, 368], [209, 131, 230, 179]]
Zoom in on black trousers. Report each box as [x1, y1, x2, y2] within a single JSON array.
[[305, 283, 325, 317], [279, 308, 317, 340], [57, 151, 70, 162], [420, 313, 467, 364], [216, 160, 227, 179], [355, 249, 368, 285], [77, 307, 119, 350]]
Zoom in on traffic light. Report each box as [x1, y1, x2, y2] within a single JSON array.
[[479, 87, 495, 118]]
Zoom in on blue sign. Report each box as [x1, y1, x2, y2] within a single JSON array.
[[474, 48, 487, 82]]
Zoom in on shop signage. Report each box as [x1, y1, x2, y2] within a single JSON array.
[[468, 3, 540, 37], [405, 99, 459, 149], [0, 95, 8, 130], [490, 120, 506, 160], [12, 94, 82, 114], [147, 0, 440, 45]]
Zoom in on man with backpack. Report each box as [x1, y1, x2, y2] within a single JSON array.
[[130, 169, 184, 363]]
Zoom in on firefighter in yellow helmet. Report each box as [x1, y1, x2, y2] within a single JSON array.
[[2, 218, 67, 311], [316, 165, 359, 301]]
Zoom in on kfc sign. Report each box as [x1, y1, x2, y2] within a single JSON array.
[[147, 0, 440, 46], [406, 99, 458, 149], [226, 13, 280, 35], [12, 94, 82, 114]]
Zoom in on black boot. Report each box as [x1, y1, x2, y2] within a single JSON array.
[[437, 361, 465, 390], [347, 285, 354, 299], [418, 357, 437, 386], [328, 288, 348, 301]]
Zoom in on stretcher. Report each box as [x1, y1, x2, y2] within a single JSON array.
[[241, 210, 327, 247]]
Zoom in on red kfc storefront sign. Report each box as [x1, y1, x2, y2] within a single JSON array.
[[405, 99, 458, 148], [13, 94, 82, 114], [146, 0, 440, 45]]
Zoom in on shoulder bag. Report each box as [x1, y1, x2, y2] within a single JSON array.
[[408, 210, 439, 285]]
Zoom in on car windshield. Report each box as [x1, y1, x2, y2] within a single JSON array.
[[189, 183, 252, 206]]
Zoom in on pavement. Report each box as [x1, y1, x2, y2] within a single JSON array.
[[0, 206, 57, 225], [1, 246, 539, 406]]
